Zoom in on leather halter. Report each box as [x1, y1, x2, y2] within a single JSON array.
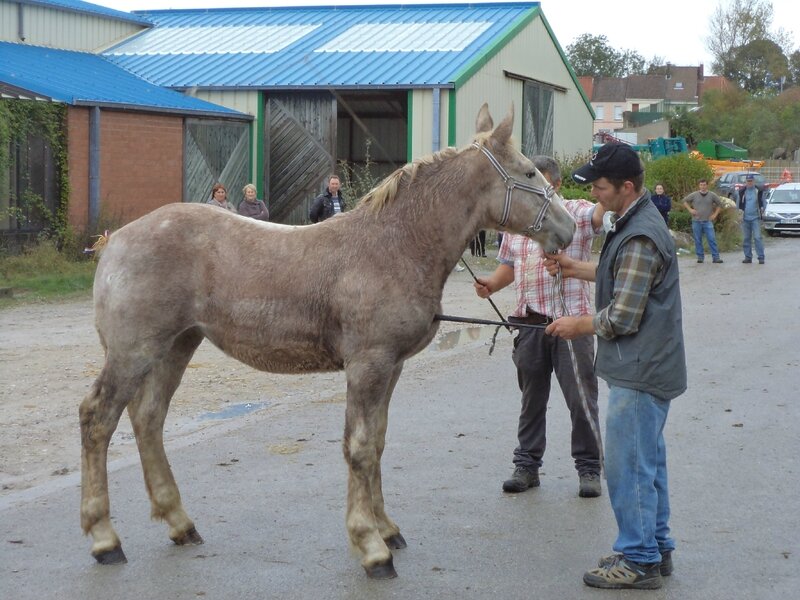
[[472, 141, 555, 231]]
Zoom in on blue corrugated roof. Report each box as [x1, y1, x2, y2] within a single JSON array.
[[0, 41, 249, 118], [18, 0, 152, 26], [104, 3, 539, 89]]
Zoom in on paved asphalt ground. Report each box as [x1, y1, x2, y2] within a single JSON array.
[[1, 237, 799, 600]]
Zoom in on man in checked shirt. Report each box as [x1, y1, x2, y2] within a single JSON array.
[[473, 155, 605, 499], [544, 144, 687, 590]]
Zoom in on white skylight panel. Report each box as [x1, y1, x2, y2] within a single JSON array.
[[315, 21, 492, 53], [110, 25, 320, 55]]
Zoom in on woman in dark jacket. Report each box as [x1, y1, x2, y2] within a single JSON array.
[[650, 183, 671, 226], [238, 183, 269, 221]]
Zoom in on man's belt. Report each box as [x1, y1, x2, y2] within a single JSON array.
[[507, 309, 553, 326]]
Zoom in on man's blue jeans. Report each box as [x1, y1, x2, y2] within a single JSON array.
[[605, 385, 675, 564], [691, 220, 720, 260], [741, 218, 765, 261]]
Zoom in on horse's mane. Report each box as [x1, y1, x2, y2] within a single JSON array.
[[358, 136, 490, 213]]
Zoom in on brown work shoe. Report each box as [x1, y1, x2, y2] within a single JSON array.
[[502, 466, 539, 493], [578, 472, 602, 497]]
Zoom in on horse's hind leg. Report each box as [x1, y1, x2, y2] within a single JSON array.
[[370, 363, 405, 550], [343, 355, 398, 579], [80, 359, 146, 564], [126, 329, 204, 547]]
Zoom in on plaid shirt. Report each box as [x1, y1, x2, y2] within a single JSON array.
[[592, 196, 665, 340], [498, 199, 599, 318]]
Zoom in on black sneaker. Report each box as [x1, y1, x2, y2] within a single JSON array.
[[578, 472, 602, 498], [712, 257, 724, 263], [696, 258, 704, 263], [598, 551, 673, 577], [758, 258, 765, 264], [584, 555, 663, 589], [742, 258, 752, 263], [502, 466, 539, 493]]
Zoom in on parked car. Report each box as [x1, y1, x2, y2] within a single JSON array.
[[714, 171, 767, 199], [763, 183, 800, 236]]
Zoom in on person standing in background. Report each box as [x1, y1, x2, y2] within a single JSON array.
[[309, 175, 347, 223], [650, 183, 671, 226], [737, 174, 765, 264], [682, 179, 723, 263], [238, 183, 269, 221], [207, 183, 235, 212]]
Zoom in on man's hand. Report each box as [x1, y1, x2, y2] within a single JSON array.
[[473, 277, 492, 299], [543, 252, 576, 277], [543, 252, 597, 282], [545, 315, 594, 340]]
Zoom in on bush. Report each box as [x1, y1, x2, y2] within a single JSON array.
[[556, 151, 593, 200], [714, 205, 742, 252], [646, 153, 714, 200], [669, 207, 692, 234]]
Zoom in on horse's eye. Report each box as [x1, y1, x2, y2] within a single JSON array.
[[526, 172, 535, 179]]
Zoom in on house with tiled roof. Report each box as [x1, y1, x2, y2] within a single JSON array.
[[579, 65, 708, 138]]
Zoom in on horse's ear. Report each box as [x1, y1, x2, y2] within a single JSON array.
[[491, 104, 514, 144], [475, 103, 493, 133]]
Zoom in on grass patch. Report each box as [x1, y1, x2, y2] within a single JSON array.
[[0, 241, 96, 307]]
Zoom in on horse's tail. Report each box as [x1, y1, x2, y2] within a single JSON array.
[[83, 230, 110, 259]]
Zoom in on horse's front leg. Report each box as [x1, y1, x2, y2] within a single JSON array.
[[371, 363, 406, 551], [343, 356, 398, 579]]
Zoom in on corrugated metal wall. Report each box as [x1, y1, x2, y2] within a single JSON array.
[[410, 88, 452, 159], [456, 14, 593, 155], [0, 1, 145, 52]]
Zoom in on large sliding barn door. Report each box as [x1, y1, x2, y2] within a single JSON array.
[[184, 119, 249, 206], [266, 93, 335, 224]]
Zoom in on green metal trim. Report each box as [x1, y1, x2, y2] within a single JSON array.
[[256, 91, 265, 197], [448, 89, 456, 147], [451, 6, 594, 119], [406, 89, 413, 163], [452, 6, 538, 88], [535, 8, 595, 118]]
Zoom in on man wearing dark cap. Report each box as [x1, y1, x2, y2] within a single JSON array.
[[737, 174, 766, 264], [543, 144, 687, 590]]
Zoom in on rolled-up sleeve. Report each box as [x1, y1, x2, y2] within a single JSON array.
[[593, 236, 663, 340]]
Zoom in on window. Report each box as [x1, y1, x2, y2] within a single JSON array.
[[521, 80, 554, 157], [594, 105, 604, 120], [614, 106, 623, 121], [674, 82, 684, 90]]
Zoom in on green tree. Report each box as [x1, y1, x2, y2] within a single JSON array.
[[707, 0, 774, 75], [706, 0, 795, 92], [725, 38, 789, 93], [566, 34, 649, 77]]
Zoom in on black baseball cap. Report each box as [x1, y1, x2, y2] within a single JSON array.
[[572, 143, 644, 183]]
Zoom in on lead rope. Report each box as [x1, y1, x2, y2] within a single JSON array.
[[551, 267, 605, 475]]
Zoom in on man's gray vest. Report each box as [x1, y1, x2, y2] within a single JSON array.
[[595, 195, 687, 400]]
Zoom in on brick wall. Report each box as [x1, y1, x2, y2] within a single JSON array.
[[66, 107, 183, 232]]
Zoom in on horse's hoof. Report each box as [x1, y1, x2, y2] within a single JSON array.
[[172, 526, 204, 546], [364, 556, 397, 579], [385, 533, 407, 549], [93, 546, 127, 565]]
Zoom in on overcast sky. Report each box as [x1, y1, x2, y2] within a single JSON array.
[[96, 0, 800, 74]]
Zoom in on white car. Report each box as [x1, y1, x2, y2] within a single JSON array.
[[763, 183, 800, 236]]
